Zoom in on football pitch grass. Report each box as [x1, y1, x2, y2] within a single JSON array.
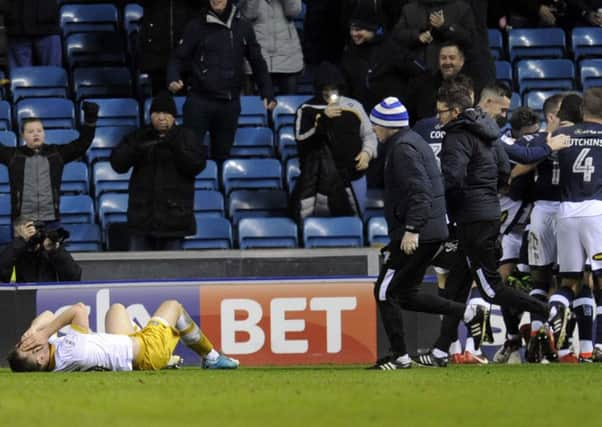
[[2, 364, 601, 427]]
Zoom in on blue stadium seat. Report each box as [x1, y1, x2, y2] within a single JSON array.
[[0, 193, 11, 225], [286, 157, 300, 193], [524, 90, 564, 114], [87, 126, 135, 164], [144, 96, 186, 125], [65, 32, 126, 69], [572, 27, 602, 61], [239, 96, 268, 126], [227, 189, 289, 224], [495, 61, 513, 89], [0, 101, 11, 130], [0, 164, 8, 194], [488, 29, 504, 60], [182, 216, 232, 249], [508, 28, 566, 62], [61, 162, 89, 194], [580, 59, 602, 89], [60, 4, 119, 36], [195, 160, 219, 190], [0, 224, 11, 244], [81, 98, 140, 127], [364, 189, 384, 220], [63, 223, 102, 252], [230, 127, 274, 157], [367, 216, 388, 247], [43, 129, 80, 146], [98, 192, 128, 231], [93, 161, 131, 198], [302, 217, 364, 248], [10, 66, 68, 101], [511, 92, 522, 110], [0, 131, 16, 147], [222, 158, 282, 194], [73, 67, 133, 101], [124, 3, 144, 36], [238, 217, 298, 249], [273, 95, 309, 130], [194, 190, 225, 217], [16, 98, 75, 130], [516, 59, 575, 95], [60, 194, 95, 223], [277, 126, 298, 161]]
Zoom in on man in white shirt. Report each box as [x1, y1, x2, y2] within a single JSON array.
[[8, 299, 239, 372]]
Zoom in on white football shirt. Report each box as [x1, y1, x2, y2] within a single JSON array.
[[49, 326, 134, 372]]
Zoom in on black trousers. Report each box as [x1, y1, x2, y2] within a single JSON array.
[[457, 220, 548, 316], [375, 240, 466, 355], [183, 93, 240, 161], [433, 249, 472, 352]]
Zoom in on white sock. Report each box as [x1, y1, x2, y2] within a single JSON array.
[[465, 337, 476, 354], [449, 340, 462, 355], [463, 305, 477, 323], [205, 349, 219, 361], [432, 348, 448, 358], [395, 354, 411, 365], [531, 320, 543, 332]]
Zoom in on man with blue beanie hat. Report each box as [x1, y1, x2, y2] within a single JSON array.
[[367, 97, 489, 370]]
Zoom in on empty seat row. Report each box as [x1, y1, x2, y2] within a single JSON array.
[[489, 27, 602, 62]]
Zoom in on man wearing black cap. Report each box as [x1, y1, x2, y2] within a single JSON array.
[[167, 0, 276, 162], [110, 92, 207, 251]]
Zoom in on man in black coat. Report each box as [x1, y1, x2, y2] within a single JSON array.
[[436, 83, 551, 331], [5, 0, 62, 69], [0, 217, 81, 283], [134, 0, 202, 94], [367, 96, 488, 370], [110, 92, 206, 251], [167, 0, 275, 162]]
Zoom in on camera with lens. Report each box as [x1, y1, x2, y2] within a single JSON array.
[[28, 221, 70, 249]]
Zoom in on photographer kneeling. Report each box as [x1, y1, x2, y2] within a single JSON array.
[[0, 217, 81, 283]]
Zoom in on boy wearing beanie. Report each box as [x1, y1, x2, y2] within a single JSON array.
[[368, 97, 488, 370], [110, 92, 207, 251]]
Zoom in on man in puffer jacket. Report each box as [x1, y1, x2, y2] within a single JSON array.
[[239, 0, 304, 94]]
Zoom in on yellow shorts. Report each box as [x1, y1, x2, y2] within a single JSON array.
[[130, 317, 180, 370]]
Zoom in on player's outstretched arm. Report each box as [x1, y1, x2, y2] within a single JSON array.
[[19, 303, 89, 351]]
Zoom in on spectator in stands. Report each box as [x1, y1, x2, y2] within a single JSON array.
[[5, 0, 62, 69], [110, 92, 206, 251], [293, 61, 377, 219], [462, 0, 496, 91], [573, 1, 602, 26], [0, 1, 8, 71], [339, 0, 425, 114], [406, 42, 470, 124], [134, 0, 202, 95], [303, 0, 347, 65], [239, 0, 304, 95], [167, 0, 276, 162], [0, 217, 80, 283], [393, 0, 476, 73], [502, 1, 587, 29], [0, 102, 99, 224]]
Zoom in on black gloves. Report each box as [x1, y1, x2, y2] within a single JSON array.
[[82, 101, 100, 124]]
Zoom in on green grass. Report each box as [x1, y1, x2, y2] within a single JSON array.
[[1, 365, 601, 427]]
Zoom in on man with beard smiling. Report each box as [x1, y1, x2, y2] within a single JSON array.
[[407, 42, 469, 124]]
